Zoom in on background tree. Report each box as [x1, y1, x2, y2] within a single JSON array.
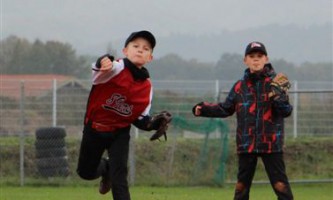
[[105, 42, 119, 59], [149, 54, 214, 80], [214, 53, 244, 80], [0, 35, 91, 78], [0, 36, 31, 74]]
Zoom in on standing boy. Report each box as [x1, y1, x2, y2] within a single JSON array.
[[193, 42, 294, 200], [77, 30, 171, 200]]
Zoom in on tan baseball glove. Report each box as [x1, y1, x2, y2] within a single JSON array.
[[269, 73, 291, 99]]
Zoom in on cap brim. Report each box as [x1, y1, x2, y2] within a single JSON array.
[[125, 30, 156, 49], [246, 49, 267, 55]]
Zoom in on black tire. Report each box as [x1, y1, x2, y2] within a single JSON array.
[[35, 138, 66, 150], [38, 167, 70, 177], [35, 147, 67, 159], [36, 127, 66, 139], [36, 156, 69, 169]]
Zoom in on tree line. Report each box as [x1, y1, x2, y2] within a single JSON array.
[[0, 35, 91, 78], [1, 35, 331, 81]]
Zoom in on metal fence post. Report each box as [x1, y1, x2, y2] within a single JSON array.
[[53, 79, 57, 127], [215, 80, 220, 101], [19, 81, 25, 186], [215, 80, 220, 138], [293, 81, 298, 138]]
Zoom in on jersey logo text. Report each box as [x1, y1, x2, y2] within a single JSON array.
[[102, 93, 133, 116]]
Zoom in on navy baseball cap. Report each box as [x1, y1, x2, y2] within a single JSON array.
[[124, 30, 156, 49], [245, 41, 267, 56]]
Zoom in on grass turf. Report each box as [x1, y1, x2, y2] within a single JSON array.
[[0, 183, 332, 200]]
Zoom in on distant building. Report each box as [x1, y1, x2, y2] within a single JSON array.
[[0, 74, 90, 135], [0, 74, 89, 100]]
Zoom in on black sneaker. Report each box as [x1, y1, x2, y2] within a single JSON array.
[[98, 158, 111, 195], [99, 175, 112, 195]]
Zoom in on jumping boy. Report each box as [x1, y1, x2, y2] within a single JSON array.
[[192, 42, 294, 200], [77, 30, 171, 200]]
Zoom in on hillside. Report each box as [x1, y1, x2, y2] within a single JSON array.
[[109, 23, 332, 64]]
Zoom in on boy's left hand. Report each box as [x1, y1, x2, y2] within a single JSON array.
[[149, 111, 172, 141]]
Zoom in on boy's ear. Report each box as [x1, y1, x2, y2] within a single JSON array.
[[148, 55, 153, 62], [122, 47, 128, 56]]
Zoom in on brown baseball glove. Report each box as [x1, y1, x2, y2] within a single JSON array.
[[269, 73, 291, 99], [148, 111, 172, 141]]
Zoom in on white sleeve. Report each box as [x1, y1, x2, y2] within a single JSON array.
[[91, 59, 125, 85], [137, 85, 153, 120]]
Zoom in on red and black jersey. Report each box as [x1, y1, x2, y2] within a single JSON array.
[[198, 64, 293, 154], [84, 58, 153, 132]]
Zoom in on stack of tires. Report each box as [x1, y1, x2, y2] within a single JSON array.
[[35, 127, 70, 177]]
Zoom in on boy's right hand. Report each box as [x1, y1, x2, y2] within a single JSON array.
[[192, 103, 203, 116], [96, 54, 114, 71], [195, 106, 202, 116]]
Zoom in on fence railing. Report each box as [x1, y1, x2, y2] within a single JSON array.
[[2, 79, 332, 137]]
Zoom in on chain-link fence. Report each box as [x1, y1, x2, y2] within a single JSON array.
[[0, 78, 332, 186]]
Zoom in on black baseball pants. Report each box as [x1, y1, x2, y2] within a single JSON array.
[[77, 125, 131, 200], [234, 153, 294, 200]]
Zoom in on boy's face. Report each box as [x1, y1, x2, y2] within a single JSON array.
[[122, 37, 153, 68], [243, 52, 268, 73]]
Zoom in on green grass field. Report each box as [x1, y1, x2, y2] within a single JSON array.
[[1, 183, 332, 200]]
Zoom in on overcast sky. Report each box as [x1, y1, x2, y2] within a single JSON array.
[[1, 0, 332, 57]]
